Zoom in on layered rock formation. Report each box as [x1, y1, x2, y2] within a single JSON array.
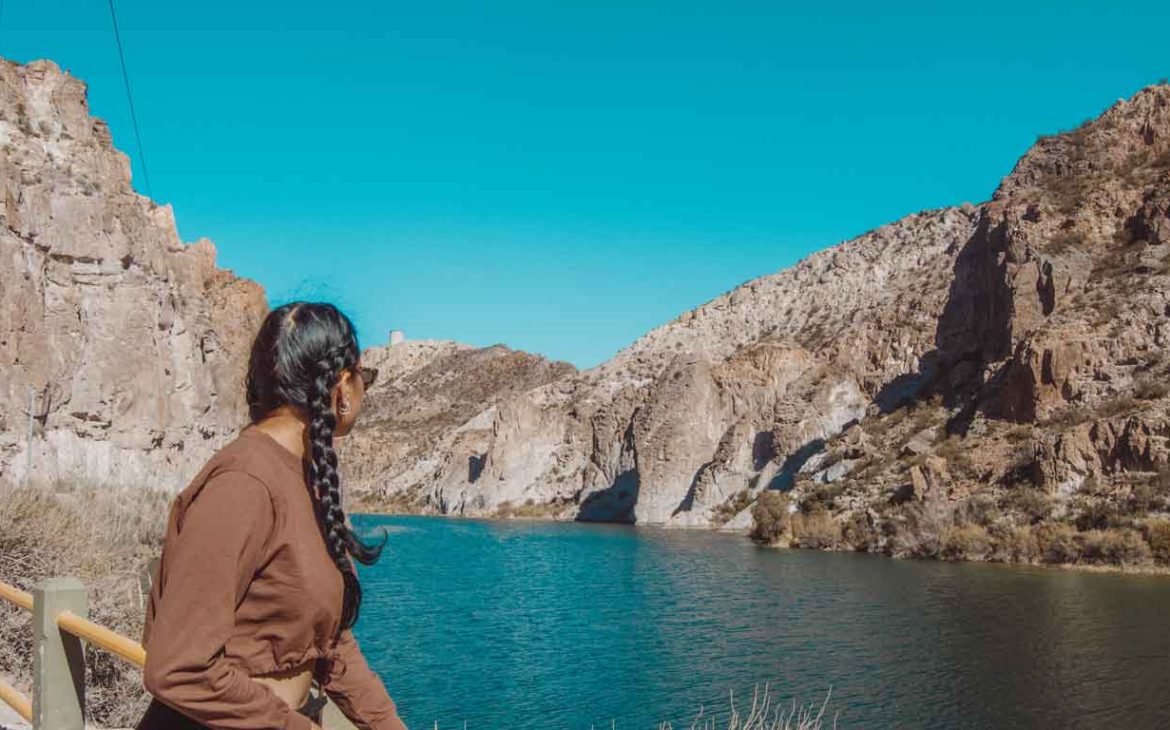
[[4, 52, 1167, 555], [348, 83, 1170, 542], [338, 340, 576, 512], [0, 59, 266, 489]]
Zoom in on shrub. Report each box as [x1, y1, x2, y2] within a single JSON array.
[[955, 495, 999, 527], [1079, 474, 1108, 496], [799, 483, 845, 512], [1075, 501, 1121, 531], [886, 499, 951, 559], [1143, 520, 1170, 564], [1128, 483, 1153, 513], [1077, 530, 1107, 563], [1078, 528, 1151, 566], [842, 512, 876, 552], [790, 510, 842, 550], [1096, 395, 1138, 419], [712, 489, 753, 526], [1043, 406, 1093, 430], [1035, 523, 1080, 564], [1002, 443, 1039, 488], [1047, 231, 1086, 254], [933, 435, 976, 480], [1110, 530, 1149, 565], [940, 524, 992, 561], [1006, 487, 1053, 523], [1133, 378, 1169, 401], [1154, 466, 1170, 495], [750, 491, 791, 545], [990, 524, 1040, 563]]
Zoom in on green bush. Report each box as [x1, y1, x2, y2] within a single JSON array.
[[750, 491, 791, 545]]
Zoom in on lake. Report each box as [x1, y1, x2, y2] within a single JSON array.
[[350, 515, 1170, 729]]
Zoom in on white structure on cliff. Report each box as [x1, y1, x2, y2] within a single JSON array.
[[389, 329, 405, 346]]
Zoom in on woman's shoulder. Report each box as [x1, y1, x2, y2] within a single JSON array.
[[177, 427, 303, 506]]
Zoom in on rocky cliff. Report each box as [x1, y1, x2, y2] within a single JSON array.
[[339, 340, 576, 512], [0, 58, 266, 489], [349, 83, 1170, 562], [4, 53, 1167, 565]]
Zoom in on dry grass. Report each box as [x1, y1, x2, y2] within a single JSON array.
[[0, 479, 168, 728], [1076, 528, 1151, 566], [493, 498, 562, 519], [1144, 519, 1170, 563], [790, 512, 841, 550], [659, 685, 836, 730], [940, 524, 992, 561]]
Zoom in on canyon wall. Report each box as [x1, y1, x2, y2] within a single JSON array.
[[345, 84, 1170, 540], [4, 54, 1167, 549], [0, 59, 266, 489]]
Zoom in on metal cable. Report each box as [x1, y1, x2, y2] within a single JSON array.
[[107, 0, 153, 198]]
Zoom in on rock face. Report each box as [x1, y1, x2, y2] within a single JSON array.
[[5, 52, 1168, 550], [337, 340, 576, 513], [0, 59, 266, 489], [348, 83, 1170, 538], [349, 204, 974, 524]]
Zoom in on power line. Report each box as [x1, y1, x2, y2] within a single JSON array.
[[107, 0, 153, 198]]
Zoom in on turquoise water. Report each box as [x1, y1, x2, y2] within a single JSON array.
[[351, 515, 1170, 729]]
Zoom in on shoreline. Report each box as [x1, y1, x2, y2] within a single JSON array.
[[352, 508, 1170, 578]]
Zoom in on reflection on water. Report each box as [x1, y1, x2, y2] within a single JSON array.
[[351, 515, 1170, 729]]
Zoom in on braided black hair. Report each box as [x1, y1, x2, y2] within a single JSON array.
[[244, 301, 386, 633]]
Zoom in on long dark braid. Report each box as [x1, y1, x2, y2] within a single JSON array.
[[245, 301, 386, 634]]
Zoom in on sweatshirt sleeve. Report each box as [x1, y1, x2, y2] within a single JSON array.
[[320, 627, 408, 730], [142, 469, 315, 730]]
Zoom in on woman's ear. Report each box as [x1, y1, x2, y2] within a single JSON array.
[[332, 371, 352, 410]]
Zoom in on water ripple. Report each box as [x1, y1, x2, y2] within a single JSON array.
[[352, 515, 1170, 729]]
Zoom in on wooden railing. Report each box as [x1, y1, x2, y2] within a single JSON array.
[[0, 575, 356, 729]]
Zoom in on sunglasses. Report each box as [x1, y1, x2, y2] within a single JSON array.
[[357, 365, 379, 389]]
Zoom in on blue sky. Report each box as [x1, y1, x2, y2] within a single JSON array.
[[3, 1, 1167, 367]]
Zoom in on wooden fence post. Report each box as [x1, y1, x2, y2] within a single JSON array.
[[32, 577, 87, 730]]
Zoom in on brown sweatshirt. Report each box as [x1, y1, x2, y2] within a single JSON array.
[[141, 424, 407, 730]]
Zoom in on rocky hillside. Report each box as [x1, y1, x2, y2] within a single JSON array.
[[350, 83, 1170, 567], [339, 340, 576, 512], [0, 58, 266, 489], [2, 53, 1167, 567]]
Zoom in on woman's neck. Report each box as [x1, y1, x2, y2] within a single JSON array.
[[252, 408, 310, 462]]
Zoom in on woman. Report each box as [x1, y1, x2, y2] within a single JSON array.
[[136, 302, 407, 730]]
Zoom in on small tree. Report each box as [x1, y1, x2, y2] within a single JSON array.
[[750, 491, 791, 545]]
